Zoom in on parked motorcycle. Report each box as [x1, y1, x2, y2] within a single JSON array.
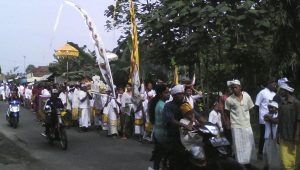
[[185, 122, 245, 170], [41, 105, 68, 150], [6, 99, 20, 128]]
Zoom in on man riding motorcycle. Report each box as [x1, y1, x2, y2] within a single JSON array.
[[43, 88, 64, 138]]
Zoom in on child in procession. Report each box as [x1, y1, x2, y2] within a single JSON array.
[[263, 100, 281, 170]]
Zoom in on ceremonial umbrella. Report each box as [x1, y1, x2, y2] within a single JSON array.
[[55, 43, 79, 80], [106, 52, 118, 62]]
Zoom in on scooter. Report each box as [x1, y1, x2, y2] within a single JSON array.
[[6, 99, 20, 128], [41, 105, 68, 150], [185, 122, 245, 170]]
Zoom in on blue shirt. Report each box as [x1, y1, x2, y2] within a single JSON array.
[[153, 100, 168, 143]]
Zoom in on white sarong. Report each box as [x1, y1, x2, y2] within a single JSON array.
[[231, 127, 256, 164], [80, 108, 91, 128], [134, 110, 144, 135], [108, 111, 118, 135], [102, 106, 109, 130]]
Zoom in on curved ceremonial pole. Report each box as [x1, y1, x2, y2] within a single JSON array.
[[64, 1, 116, 98], [129, 0, 141, 103]]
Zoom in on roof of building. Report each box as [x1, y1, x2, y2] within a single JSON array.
[[31, 66, 49, 77]]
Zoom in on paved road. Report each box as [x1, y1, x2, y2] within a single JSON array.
[[0, 101, 152, 170]]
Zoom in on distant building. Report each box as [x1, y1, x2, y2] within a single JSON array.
[[27, 66, 52, 83], [28, 66, 50, 77], [0, 73, 6, 82]]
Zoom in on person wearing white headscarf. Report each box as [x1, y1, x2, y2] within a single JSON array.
[[263, 100, 281, 170], [277, 83, 300, 169], [225, 80, 256, 167], [162, 84, 190, 170]]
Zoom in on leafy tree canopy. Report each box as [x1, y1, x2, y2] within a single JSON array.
[[105, 0, 300, 95]]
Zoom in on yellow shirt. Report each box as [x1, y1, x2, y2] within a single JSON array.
[[225, 92, 254, 128]]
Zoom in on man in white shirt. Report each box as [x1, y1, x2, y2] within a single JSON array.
[[79, 85, 92, 132], [5, 84, 11, 100], [255, 78, 277, 158], [59, 86, 72, 126], [24, 84, 32, 108], [18, 84, 24, 98], [71, 85, 80, 126], [0, 83, 4, 100], [225, 80, 256, 167], [120, 83, 133, 139], [41, 86, 51, 97]]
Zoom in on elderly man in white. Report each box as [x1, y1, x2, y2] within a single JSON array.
[[225, 80, 256, 168]]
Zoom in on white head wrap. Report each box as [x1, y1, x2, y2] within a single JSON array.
[[278, 77, 289, 87], [279, 83, 294, 93], [51, 89, 59, 94], [268, 100, 279, 109], [227, 79, 241, 86], [170, 84, 185, 95], [147, 90, 155, 97]]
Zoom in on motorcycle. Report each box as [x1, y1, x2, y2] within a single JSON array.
[[185, 122, 245, 170], [6, 99, 20, 128], [41, 105, 68, 150]]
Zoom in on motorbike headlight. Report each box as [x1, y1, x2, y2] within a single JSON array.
[[45, 105, 52, 112]]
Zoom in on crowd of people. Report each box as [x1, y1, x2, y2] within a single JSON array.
[[0, 76, 299, 170]]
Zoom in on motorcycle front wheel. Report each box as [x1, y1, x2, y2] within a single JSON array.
[[58, 127, 68, 150], [12, 117, 18, 129], [207, 157, 246, 170]]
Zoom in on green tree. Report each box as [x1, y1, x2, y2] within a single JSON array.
[[106, 0, 300, 94], [25, 64, 36, 74]]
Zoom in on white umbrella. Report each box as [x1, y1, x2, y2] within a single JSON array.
[[106, 52, 118, 62]]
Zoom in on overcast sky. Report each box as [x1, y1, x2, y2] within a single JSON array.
[[0, 0, 120, 74]]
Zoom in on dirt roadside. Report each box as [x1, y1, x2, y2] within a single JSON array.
[[0, 132, 45, 170]]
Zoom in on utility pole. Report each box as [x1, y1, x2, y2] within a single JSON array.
[[23, 56, 26, 75]]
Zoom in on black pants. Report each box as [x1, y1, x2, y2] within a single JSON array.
[[168, 141, 187, 170], [258, 124, 265, 154], [152, 140, 168, 170], [224, 129, 232, 156]]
